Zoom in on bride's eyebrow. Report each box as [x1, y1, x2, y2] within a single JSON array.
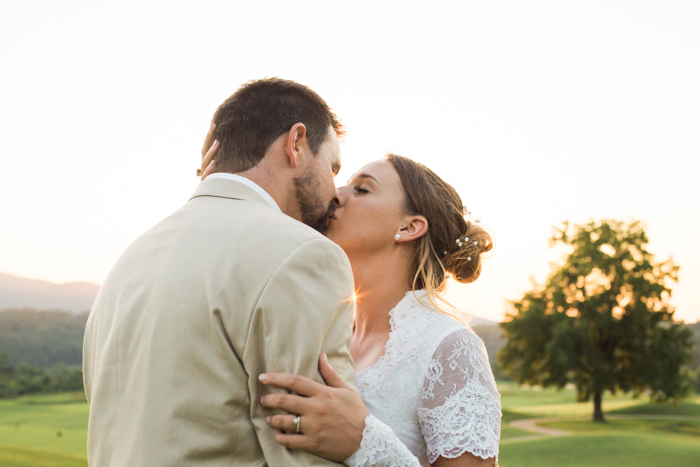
[[348, 173, 380, 185]]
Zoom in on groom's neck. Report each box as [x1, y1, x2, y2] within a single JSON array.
[[231, 167, 298, 221]]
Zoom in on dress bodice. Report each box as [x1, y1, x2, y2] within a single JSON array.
[[352, 291, 501, 466]]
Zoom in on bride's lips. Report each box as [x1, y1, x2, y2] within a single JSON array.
[[323, 212, 338, 233]]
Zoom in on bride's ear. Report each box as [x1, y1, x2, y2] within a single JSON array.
[[398, 216, 428, 242]]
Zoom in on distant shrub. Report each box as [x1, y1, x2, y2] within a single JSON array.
[[0, 353, 83, 398]]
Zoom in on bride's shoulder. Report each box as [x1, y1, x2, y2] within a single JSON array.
[[403, 293, 474, 332], [400, 292, 487, 353]]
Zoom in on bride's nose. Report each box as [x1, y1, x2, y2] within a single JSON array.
[[333, 185, 349, 208]]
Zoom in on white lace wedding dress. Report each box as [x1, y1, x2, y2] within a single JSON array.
[[345, 291, 501, 467]]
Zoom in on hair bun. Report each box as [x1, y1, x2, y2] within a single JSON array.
[[386, 153, 494, 295], [444, 220, 493, 284]]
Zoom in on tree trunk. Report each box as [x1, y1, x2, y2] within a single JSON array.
[[593, 391, 605, 422]]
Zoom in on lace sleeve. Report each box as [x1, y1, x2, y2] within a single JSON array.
[[344, 414, 421, 467], [417, 329, 501, 464]]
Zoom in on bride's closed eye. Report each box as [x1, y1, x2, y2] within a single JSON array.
[[353, 185, 370, 194]]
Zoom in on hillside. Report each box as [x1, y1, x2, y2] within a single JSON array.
[[470, 316, 499, 327], [0, 272, 99, 314], [0, 309, 88, 368]]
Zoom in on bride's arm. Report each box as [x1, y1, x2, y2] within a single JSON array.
[[260, 354, 421, 466], [418, 330, 501, 467], [261, 353, 494, 467]]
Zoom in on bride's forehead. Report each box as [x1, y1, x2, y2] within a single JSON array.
[[349, 160, 396, 181]]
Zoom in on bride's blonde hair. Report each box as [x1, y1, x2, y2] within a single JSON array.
[[386, 154, 493, 321]]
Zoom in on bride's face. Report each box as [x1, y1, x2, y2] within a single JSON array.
[[325, 160, 407, 256]]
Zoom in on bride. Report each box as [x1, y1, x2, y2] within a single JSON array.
[[201, 138, 501, 466]]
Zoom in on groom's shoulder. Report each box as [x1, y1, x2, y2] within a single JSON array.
[[136, 195, 346, 271], [220, 203, 345, 262], [246, 204, 327, 242], [262, 211, 345, 259]]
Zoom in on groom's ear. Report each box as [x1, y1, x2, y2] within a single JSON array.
[[285, 123, 308, 168], [400, 216, 428, 242]]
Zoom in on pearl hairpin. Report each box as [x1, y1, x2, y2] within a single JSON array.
[[463, 206, 482, 223]]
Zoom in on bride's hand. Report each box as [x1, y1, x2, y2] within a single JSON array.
[[259, 354, 369, 462], [199, 122, 219, 181]]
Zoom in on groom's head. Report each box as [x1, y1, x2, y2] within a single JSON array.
[[211, 78, 344, 230]]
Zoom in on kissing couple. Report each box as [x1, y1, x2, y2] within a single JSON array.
[[83, 78, 501, 467]]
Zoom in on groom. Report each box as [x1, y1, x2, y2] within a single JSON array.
[[83, 78, 357, 466]]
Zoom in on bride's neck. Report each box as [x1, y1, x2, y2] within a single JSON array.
[[351, 252, 412, 339]]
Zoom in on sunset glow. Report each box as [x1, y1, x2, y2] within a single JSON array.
[[1, 1, 698, 322]]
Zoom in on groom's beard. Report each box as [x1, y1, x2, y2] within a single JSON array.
[[293, 173, 335, 233]]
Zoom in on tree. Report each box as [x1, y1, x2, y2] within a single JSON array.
[[498, 220, 693, 421], [686, 321, 700, 392]]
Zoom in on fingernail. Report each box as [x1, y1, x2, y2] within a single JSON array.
[[322, 353, 328, 363], [260, 396, 264, 405], [266, 416, 271, 424], [210, 121, 215, 129], [213, 139, 219, 146], [259, 373, 267, 382]]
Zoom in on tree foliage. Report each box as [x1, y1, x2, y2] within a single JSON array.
[[498, 220, 693, 421], [0, 308, 88, 368], [686, 321, 700, 392], [0, 353, 83, 398]]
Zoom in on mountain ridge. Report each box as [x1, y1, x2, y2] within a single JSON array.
[[0, 271, 504, 324], [0, 272, 100, 314]]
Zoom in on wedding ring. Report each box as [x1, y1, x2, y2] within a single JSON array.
[[293, 415, 301, 433], [196, 168, 202, 177]]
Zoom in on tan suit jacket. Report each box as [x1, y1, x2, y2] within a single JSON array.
[[83, 177, 356, 466]]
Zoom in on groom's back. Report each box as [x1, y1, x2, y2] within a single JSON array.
[[83, 178, 355, 466]]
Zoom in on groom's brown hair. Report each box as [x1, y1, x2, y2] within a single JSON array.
[[211, 78, 344, 173]]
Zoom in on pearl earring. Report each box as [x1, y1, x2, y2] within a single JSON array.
[[395, 234, 401, 241]]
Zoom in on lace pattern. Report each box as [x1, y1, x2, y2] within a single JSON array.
[[345, 414, 421, 467], [355, 294, 441, 399], [351, 292, 501, 465], [419, 330, 501, 462]]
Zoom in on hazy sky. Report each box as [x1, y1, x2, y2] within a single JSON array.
[[1, 1, 698, 322]]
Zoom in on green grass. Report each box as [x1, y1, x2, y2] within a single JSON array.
[[499, 428, 700, 467], [0, 392, 88, 466], [500, 410, 538, 439], [499, 382, 642, 418], [498, 382, 700, 466], [541, 418, 700, 436], [500, 425, 534, 439], [1, 388, 699, 467], [0, 446, 87, 467], [608, 395, 700, 416]]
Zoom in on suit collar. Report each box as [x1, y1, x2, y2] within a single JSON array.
[[189, 177, 276, 210]]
